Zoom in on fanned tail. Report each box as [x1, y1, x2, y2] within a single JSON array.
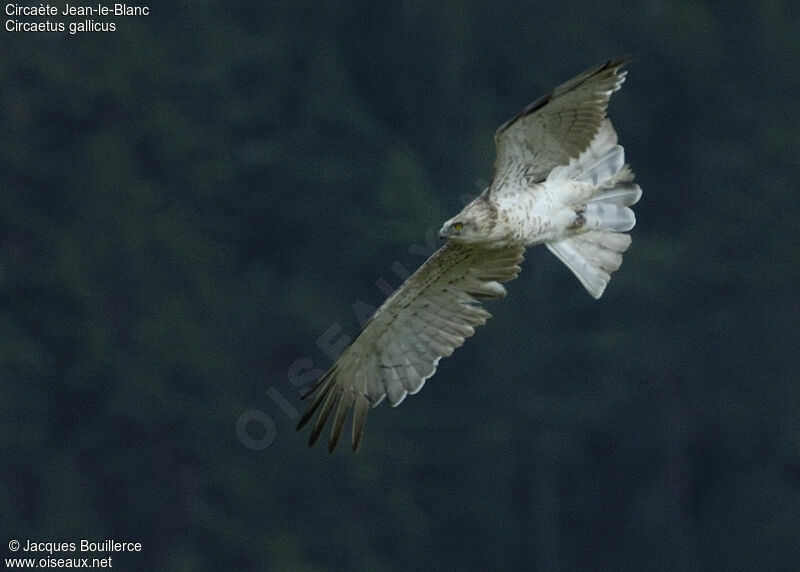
[[546, 231, 632, 298], [546, 120, 642, 298]]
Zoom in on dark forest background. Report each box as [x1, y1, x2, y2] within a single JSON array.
[[2, 1, 799, 570]]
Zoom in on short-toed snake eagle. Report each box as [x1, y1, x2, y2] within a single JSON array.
[[297, 58, 642, 452]]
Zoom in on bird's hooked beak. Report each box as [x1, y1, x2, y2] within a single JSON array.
[[437, 226, 449, 240]]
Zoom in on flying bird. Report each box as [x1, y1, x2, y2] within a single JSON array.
[[297, 58, 642, 453]]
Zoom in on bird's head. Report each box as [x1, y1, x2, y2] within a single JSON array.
[[438, 218, 470, 240], [438, 194, 498, 244]]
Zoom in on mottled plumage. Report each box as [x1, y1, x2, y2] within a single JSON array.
[[297, 58, 642, 452]]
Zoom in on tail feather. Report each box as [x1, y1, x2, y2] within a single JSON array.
[[583, 201, 636, 232], [589, 182, 642, 207], [544, 120, 641, 298], [548, 178, 640, 297], [546, 231, 632, 299]]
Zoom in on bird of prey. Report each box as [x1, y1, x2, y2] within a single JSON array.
[[297, 58, 642, 453]]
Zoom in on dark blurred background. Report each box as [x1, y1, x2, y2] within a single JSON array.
[[2, 1, 799, 570]]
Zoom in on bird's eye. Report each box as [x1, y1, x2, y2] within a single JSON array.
[[453, 222, 463, 231]]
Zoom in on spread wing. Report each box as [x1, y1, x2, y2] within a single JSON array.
[[491, 58, 630, 192], [296, 241, 524, 453]]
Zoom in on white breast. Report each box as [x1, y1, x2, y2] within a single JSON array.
[[495, 180, 594, 246]]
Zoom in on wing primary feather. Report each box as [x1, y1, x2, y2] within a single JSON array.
[[309, 385, 340, 447], [296, 369, 335, 431], [328, 390, 355, 453], [351, 396, 370, 453]]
